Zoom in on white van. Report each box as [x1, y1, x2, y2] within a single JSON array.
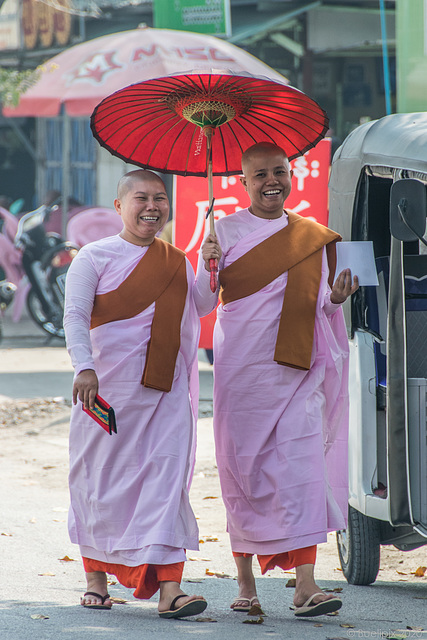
[[328, 112, 427, 585]]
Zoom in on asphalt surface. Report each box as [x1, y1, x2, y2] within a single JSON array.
[[1, 309, 426, 640]]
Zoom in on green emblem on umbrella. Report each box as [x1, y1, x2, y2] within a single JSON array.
[[181, 100, 236, 128]]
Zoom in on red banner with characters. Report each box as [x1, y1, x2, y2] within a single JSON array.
[[173, 138, 332, 348]]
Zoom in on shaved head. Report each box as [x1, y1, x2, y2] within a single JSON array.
[[241, 142, 288, 175], [117, 169, 165, 200]]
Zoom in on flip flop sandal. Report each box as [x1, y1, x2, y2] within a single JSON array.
[[293, 593, 342, 617], [230, 596, 260, 612], [158, 594, 207, 619], [81, 591, 112, 609]]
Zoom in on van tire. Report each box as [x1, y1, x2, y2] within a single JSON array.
[[336, 505, 381, 585]]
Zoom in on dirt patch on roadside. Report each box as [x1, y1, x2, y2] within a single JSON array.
[[0, 397, 72, 428]]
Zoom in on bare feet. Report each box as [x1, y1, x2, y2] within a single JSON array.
[[81, 571, 112, 608], [158, 581, 206, 615], [293, 564, 339, 608], [231, 555, 260, 610]]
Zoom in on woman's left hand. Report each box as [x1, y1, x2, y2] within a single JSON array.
[[330, 268, 359, 304]]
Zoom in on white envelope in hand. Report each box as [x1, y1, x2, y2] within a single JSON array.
[[335, 241, 379, 286]]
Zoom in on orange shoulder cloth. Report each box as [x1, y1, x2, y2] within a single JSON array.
[[219, 212, 341, 370], [90, 237, 187, 392]]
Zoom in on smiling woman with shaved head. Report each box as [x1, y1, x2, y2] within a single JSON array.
[[195, 142, 358, 619], [64, 169, 207, 619]]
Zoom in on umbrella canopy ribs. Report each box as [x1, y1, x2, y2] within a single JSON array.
[[91, 71, 329, 292]]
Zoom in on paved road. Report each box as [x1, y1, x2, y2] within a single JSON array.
[[1, 311, 426, 640]]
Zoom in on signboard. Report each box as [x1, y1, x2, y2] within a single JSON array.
[[397, 0, 427, 111], [54, 0, 73, 46], [22, 0, 38, 49], [174, 138, 332, 348], [153, 0, 231, 37], [22, 0, 72, 50], [38, 1, 55, 48]]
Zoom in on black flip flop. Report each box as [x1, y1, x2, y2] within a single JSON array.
[[159, 594, 207, 619], [81, 591, 112, 609]]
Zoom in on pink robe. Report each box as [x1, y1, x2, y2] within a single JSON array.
[[194, 209, 349, 554], [64, 235, 200, 566]]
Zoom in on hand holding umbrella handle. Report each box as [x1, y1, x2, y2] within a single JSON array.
[[205, 190, 218, 292], [209, 258, 218, 292]]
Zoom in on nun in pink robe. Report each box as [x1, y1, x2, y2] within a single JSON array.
[[195, 208, 350, 564], [64, 234, 201, 600]]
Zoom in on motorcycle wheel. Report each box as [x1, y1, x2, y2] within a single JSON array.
[[336, 505, 381, 585], [26, 288, 65, 339]]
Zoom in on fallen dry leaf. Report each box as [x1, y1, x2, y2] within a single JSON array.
[[340, 624, 355, 628], [58, 555, 75, 562], [202, 496, 218, 500], [195, 617, 217, 623], [396, 570, 408, 575], [243, 617, 264, 624], [1, 532, 12, 536], [30, 614, 49, 620], [202, 536, 219, 542], [413, 566, 427, 577], [29, 518, 37, 524], [335, 567, 343, 571], [205, 569, 231, 578], [406, 626, 424, 631], [326, 610, 340, 616], [109, 597, 127, 604], [38, 572, 55, 576], [188, 557, 211, 562], [42, 465, 55, 470], [107, 579, 117, 585], [313, 623, 323, 627], [285, 578, 296, 588], [248, 604, 266, 616], [324, 587, 343, 593]]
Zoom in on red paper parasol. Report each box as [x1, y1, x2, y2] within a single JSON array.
[[90, 71, 329, 290]]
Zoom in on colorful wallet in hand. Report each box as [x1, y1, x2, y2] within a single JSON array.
[[82, 394, 117, 435]]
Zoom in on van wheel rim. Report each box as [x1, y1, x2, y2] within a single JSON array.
[[337, 529, 349, 564]]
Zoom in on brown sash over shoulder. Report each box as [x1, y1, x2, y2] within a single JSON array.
[[219, 212, 341, 371], [90, 237, 187, 392]]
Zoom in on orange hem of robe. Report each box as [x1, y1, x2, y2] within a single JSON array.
[[82, 557, 184, 600], [232, 545, 317, 575]]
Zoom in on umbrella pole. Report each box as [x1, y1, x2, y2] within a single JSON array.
[[205, 127, 218, 292]]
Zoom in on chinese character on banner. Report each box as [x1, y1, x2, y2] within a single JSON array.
[[174, 138, 332, 348]]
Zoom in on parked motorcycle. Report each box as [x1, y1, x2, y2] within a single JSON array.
[[14, 204, 79, 338], [0, 279, 17, 343], [12, 204, 79, 338]]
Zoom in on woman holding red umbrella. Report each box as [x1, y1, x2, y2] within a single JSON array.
[[196, 142, 358, 618]]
